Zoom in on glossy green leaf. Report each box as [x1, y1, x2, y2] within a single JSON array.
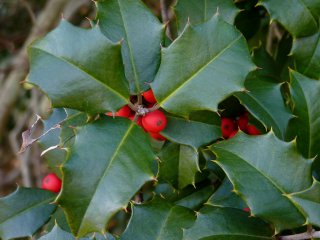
[[235, 76, 292, 139], [161, 115, 221, 148], [259, 0, 319, 37], [175, 0, 239, 32], [40, 224, 116, 240], [39, 224, 90, 240], [234, 47, 292, 139], [290, 180, 320, 227], [210, 132, 313, 232], [0, 187, 56, 240], [29, 20, 129, 113], [60, 109, 88, 147], [121, 198, 195, 240], [58, 117, 155, 237], [292, 30, 320, 80], [152, 15, 255, 117], [207, 178, 247, 210], [175, 185, 214, 210], [97, 0, 164, 94], [158, 142, 200, 189], [46, 207, 71, 233], [290, 70, 320, 158], [183, 206, 273, 240]]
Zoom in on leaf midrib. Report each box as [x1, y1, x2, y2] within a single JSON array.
[[293, 77, 312, 157], [77, 123, 135, 234], [0, 194, 54, 226], [243, 91, 282, 137], [298, 0, 318, 29], [117, 0, 140, 93], [302, 32, 320, 75], [213, 147, 307, 219], [159, 35, 242, 106], [31, 47, 128, 102], [156, 206, 176, 240]]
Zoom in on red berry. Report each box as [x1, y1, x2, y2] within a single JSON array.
[[243, 207, 251, 212], [129, 114, 143, 127], [143, 89, 157, 104], [42, 173, 61, 193], [106, 105, 132, 118], [246, 125, 260, 135], [149, 132, 166, 141], [142, 110, 167, 133], [229, 130, 238, 139], [237, 113, 249, 131], [221, 118, 236, 138]]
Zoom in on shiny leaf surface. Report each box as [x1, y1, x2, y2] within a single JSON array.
[[122, 198, 195, 240], [152, 15, 255, 117], [210, 132, 312, 232], [29, 20, 129, 113], [58, 117, 155, 237], [0, 187, 56, 240], [175, 0, 239, 32], [183, 206, 273, 240], [260, 0, 319, 37], [97, 0, 164, 94], [290, 70, 320, 158]]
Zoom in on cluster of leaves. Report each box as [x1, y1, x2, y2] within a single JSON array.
[[1, 0, 320, 239]]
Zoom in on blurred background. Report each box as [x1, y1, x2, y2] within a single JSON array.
[[0, 0, 174, 196]]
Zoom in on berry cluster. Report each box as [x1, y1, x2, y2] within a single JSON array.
[[221, 112, 261, 139], [41, 89, 167, 194], [106, 89, 167, 141]]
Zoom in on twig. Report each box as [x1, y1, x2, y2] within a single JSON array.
[[0, 0, 70, 138], [160, 0, 173, 40], [21, 0, 36, 24], [280, 230, 320, 240]]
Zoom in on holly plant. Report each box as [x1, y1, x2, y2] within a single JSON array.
[[1, 0, 320, 239]]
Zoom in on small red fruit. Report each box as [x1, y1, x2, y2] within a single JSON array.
[[142, 110, 167, 133], [246, 125, 260, 135], [229, 130, 238, 139], [149, 132, 166, 141], [237, 113, 249, 131], [142, 89, 157, 104], [106, 105, 132, 118], [221, 118, 236, 138], [129, 114, 143, 127], [42, 173, 62, 193], [243, 207, 251, 212]]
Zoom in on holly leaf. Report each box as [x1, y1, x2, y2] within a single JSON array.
[[152, 15, 255, 117], [259, 0, 319, 37], [161, 115, 221, 148], [183, 206, 273, 240], [121, 198, 195, 240], [207, 178, 247, 210], [289, 180, 320, 227], [290, 70, 320, 158], [175, 185, 215, 210], [0, 187, 56, 240], [39, 224, 91, 240], [210, 132, 313, 232], [158, 142, 200, 189], [29, 20, 129, 113], [235, 76, 293, 140], [58, 117, 155, 237], [292, 30, 320, 80], [175, 0, 239, 32], [97, 0, 164, 94]]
